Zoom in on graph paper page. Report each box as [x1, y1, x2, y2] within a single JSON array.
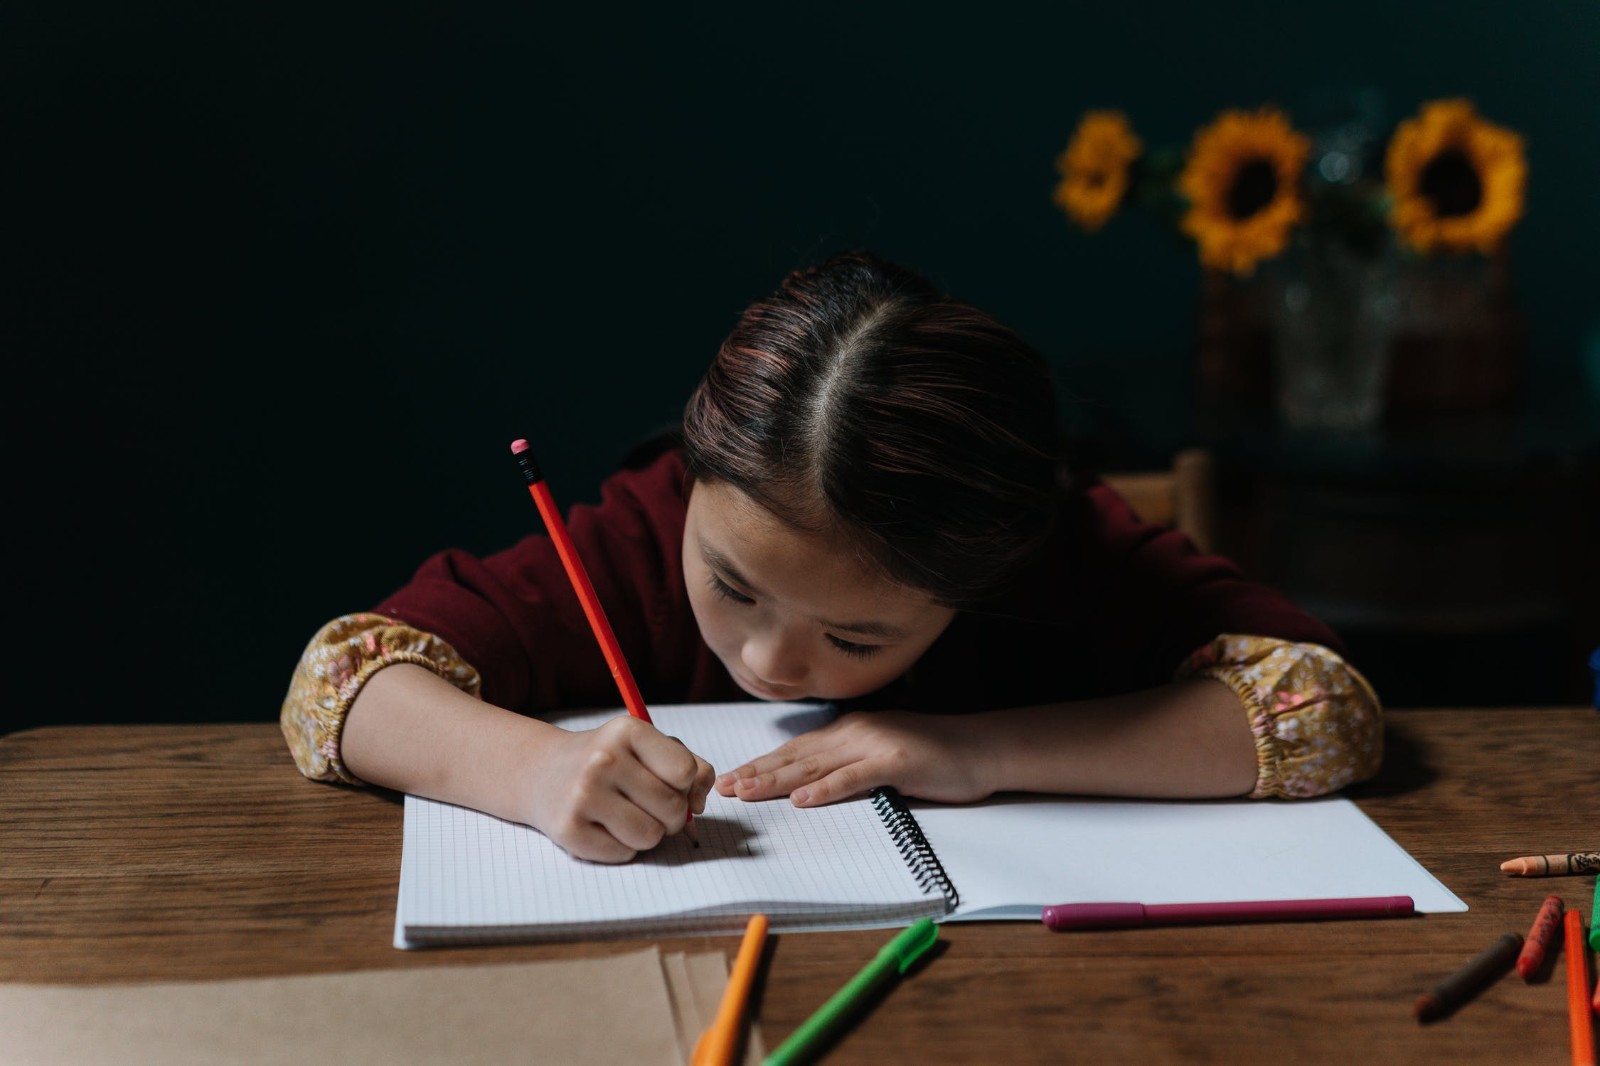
[[397, 703, 945, 945]]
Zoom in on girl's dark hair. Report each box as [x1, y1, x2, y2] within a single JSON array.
[[682, 249, 1060, 608]]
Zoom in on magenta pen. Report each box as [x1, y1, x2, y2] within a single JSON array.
[[1042, 895, 1416, 930]]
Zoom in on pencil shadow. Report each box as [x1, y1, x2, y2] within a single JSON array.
[[632, 815, 759, 867], [1342, 721, 1436, 799]]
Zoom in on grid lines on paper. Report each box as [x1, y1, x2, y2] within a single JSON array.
[[399, 703, 945, 933]]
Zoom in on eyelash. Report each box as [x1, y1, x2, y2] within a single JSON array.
[[827, 634, 882, 659], [705, 573, 884, 659], [706, 572, 755, 605]]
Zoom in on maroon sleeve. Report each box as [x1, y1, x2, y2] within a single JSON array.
[[371, 450, 728, 713], [853, 476, 1349, 715], [1066, 477, 1345, 690]]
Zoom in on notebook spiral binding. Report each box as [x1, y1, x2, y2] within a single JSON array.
[[871, 787, 960, 911]]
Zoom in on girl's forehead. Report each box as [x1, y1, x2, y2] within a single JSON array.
[[687, 480, 931, 611], [689, 479, 845, 560]]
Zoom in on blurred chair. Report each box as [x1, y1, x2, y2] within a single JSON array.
[[1100, 447, 1217, 554]]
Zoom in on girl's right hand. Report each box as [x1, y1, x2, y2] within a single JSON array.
[[520, 715, 713, 864]]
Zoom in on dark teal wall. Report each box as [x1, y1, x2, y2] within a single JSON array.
[[7, 3, 1597, 728]]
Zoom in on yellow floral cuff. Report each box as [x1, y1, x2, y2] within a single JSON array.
[[1178, 634, 1383, 799], [279, 613, 481, 785]]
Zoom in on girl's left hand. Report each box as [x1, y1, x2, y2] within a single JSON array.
[[713, 710, 993, 807]]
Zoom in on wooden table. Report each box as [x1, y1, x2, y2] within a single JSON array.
[[2, 709, 1596, 1064]]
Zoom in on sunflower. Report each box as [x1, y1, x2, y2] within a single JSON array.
[[1384, 98, 1526, 255], [1053, 110, 1143, 232], [1177, 107, 1311, 276]]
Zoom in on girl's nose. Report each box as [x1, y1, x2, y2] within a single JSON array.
[[743, 627, 808, 688]]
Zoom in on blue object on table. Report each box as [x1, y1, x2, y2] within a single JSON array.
[[1587, 643, 1600, 710]]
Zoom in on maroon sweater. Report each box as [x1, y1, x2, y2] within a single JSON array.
[[374, 449, 1341, 716]]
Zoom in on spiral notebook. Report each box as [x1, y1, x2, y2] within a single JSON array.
[[395, 702, 1464, 947]]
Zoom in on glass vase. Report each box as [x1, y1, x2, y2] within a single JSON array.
[[1267, 237, 1401, 433]]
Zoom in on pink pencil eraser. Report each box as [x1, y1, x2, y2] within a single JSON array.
[[510, 439, 530, 454]]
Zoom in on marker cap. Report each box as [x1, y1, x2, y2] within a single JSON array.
[[1042, 903, 1147, 929]]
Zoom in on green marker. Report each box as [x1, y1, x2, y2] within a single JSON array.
[[1591, 877, 1599, 951], [763, 918, 939, 1066]]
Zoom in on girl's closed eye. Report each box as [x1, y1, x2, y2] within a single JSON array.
[[707, 571, 755, 605], [827, 634, 883, 659], [706, 566, 883, 658]]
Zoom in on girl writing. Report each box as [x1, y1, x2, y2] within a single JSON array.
[[282, 250, 1381, 863]]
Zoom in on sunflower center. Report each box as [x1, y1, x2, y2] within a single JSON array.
[[1226, 159, 1278, 220], [1419, 148, 1483, 218]]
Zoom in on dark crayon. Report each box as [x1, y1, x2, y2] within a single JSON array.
[[1414, 932, 1523, 1023]]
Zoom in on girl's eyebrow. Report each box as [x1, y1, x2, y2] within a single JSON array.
[[701, 544, 765, 596], [817, 616, 909, 639], [699, 544, 911, 639]]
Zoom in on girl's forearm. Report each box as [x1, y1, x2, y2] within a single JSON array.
[[341, 662, 559, 823], [975, 678, 1258, 799]]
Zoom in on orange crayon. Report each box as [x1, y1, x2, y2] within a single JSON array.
[[1565, 909, 1596, 1066], [1500, 852, 1600, 877], [1517, 896, 1566, 979]]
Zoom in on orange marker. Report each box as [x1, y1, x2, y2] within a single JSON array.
[[510, 439, 696, 844], [1517, 896, 1566, 979], [1566, 909, 1596, 1066], [691, 913, 770, 1066]]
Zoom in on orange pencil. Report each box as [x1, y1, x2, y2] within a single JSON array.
[[510, 438, 696, 843], [691, 913, 770, 1066], [1566, 908, 1596, 1066]]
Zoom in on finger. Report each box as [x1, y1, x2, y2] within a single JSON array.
[[553, 820, 641, 865], [586, 720, 699, 829], [728, 746, 856, 803], [788, 757, 879, 807], [540, 787, 651, 864], [606, 761, 689, 846], [591, 782, 676, 853], [688, 755, 716, 815], [568, 739, 679, 852], [716, 733, 847, 795], [633, 730, 706, 793]]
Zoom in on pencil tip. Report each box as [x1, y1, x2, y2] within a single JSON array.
[[510, 439, 529, 454]]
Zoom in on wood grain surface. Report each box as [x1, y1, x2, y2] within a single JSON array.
[[2, 709, 1595, 1064]]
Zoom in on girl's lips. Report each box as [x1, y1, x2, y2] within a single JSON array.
[[736, 675, 802, 702]]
